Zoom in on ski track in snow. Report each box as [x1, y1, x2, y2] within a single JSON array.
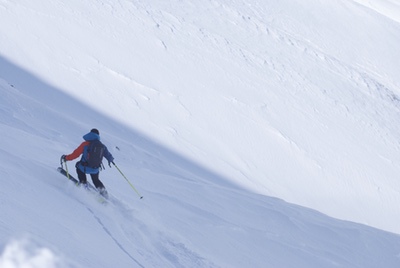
[[85, 206, 145, 268]]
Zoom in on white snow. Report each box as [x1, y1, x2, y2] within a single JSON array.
[[1, 0, 400, 267], [353, 0, 400, 23], [0, 239, 66, 268]]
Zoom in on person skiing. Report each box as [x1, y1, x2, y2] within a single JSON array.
[[61, 128, 114, 198]]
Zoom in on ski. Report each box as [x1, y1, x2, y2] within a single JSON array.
[[57, 167, 108, 203], [57, 167, 95, 189], [57, 167, 78, 184]]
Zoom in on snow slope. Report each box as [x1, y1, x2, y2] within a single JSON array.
[[354, 0, 400, 23], [1, 0, 400, 267]]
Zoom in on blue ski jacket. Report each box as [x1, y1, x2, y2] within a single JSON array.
[[65, 132, 114, 174]]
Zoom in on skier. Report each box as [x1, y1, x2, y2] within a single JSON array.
[[61, 128, 114, 198]]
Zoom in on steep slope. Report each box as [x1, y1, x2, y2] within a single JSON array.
[[1, 69, 400, 267], [1, 0, 400, 234], [1, 0, 400, 267]]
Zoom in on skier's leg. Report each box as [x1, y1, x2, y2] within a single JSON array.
[[90, 173, 108, 198], [90, 172, 104, 189], [76, 167, 87, 184]]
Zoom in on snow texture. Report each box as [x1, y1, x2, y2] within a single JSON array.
[[1, 0, 400, 267]]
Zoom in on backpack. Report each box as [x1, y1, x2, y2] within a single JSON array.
[[86, 140, 105, 168]]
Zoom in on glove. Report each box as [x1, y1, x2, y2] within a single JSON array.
[[61, 155, 67, 162]]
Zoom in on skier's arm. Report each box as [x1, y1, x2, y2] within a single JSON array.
[[65, 142, 88, 161], [103, 146, 114, 164]]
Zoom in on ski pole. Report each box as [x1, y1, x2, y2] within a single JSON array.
[[113, 162, 143, 199], [60, 155, 70, 180], [64, 160, 71, 181]]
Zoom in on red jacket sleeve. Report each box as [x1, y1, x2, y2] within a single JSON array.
[[65, 141, 89, 161]]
